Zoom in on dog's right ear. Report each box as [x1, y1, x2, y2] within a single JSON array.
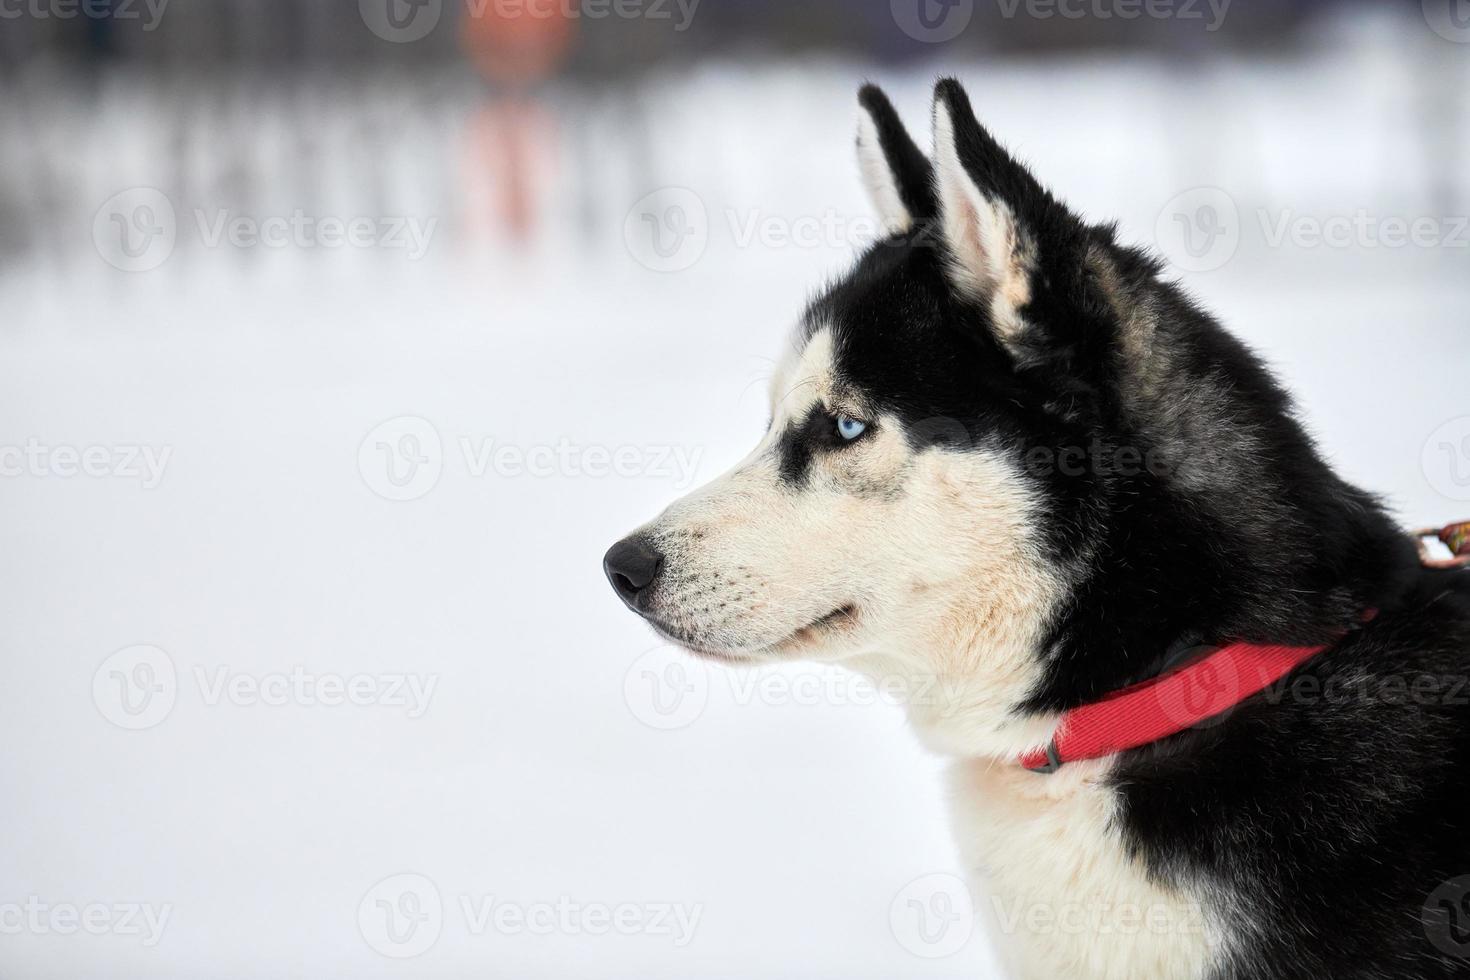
[[856, 84, 935, 234]]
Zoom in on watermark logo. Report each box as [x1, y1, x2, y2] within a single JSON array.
[[193, 209, 436, 259], [623, 647, 709, 730], [359, 0, 442, 42], [95, 646, 438, 728], [1423, 417, 1470, 502], [624, 188, 708, 273], [0, 440, 171, 488], [1258, 209, 1469, 250], [359, 873, 444, 958], [0, 898, 172, 947], [487, 0, 699, 29], [359, 874, 701, 955], [359, 416, 444, 502], [890, 872, 974, 958], [891, 0, 974, 42], [1424, 874, 1470, 958], [1424, 0, 1470, 43], [988, 895, 1211, 940], [1153, 646, 1242, 731], [93, 187, 176, 272], [93, 645, 178, 731], [995, 0, 1230, 31], [457, 437, 702, 488], [620, 648, 976, 731], [0, 0, 170, 31], [359, 419, 703, 501], [459, 895, 702, 945], [1155, 187, 1239, 273], [192, 666, 437, 717], [624, 193, 942, 270], [1259, 670, 1470, 711]]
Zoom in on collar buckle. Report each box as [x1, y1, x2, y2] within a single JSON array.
[[1024, 738, 1063, 775]]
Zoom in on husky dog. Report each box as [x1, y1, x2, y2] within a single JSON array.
[[604, 78, 1470, 979]]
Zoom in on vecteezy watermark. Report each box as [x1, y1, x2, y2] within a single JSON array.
[[359, 0, 443, 42], [0, 897, 172, 947], [458, 437, 702, 487], [725, 209, 889, 252], [359, 416, 443, 502], [1149, 661, 1470, 737], [624, 188, 709, 273], [0, 440, 171, 488], [93, 646, 178, 731], [1156, 188, 1470, 273], [989, 895, 1211, 941], [485, 0, 699, 29], [1148, 645, 1243, 731], [890, 873, 975, 958], [1259, 670, 1470, 711], [1424, 417, 1470, 503], [1424, 0, 1470, 44], [92, 189, 437, 270], [357, 873, 702, 959], [623, 647, 712, 731], [358, 416, 705, 502], [359, 0, 698, 43], [1022, 441, 1173, 480], [92, 646, 438, 730], [359, 874, 444, 959], [94, 187, 176, 272], [1154, 187, 1241, 274], [0, 0, 169, 30], [995, 0, 1230, 31], [622, 646, 965, 731], [194, 210, 436, 260], [625, 192, 902, 272], [891, 0, 974, 43], [459, 895, 702, 947], [1258, 209, 1470, 251], [1424, 875, 1470, 958], [192, 666, 437, 718]]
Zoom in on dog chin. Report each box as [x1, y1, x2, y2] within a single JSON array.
[[651, 605, 861, 665]]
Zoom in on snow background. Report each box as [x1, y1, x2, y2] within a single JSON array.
[[1, 11, 1468, 977]]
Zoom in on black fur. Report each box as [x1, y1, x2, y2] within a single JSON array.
[[812, 79, 1470, 979]]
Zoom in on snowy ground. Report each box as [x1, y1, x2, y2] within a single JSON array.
[[2, 20, 1469, 978]]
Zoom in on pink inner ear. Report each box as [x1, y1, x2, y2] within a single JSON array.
[[957, 197, 985, 261], [942, 177, 999, 296]]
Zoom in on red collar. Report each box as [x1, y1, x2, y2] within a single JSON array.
[[1020, 615, 1374, 774]]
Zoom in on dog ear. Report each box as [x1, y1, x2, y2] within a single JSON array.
[[930, 78, 1048, 347], [856, 84, 935, 234]]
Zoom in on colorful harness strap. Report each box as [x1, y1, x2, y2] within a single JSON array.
[[1416, 522, 1470, 570]]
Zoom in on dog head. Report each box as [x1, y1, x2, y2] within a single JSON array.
[[603, 79, 1104, 746], [604, 78, 1406, 756]]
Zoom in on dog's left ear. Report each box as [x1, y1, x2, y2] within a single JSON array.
[[930, 78, 1057, 349], [856, 84, 935, 234]]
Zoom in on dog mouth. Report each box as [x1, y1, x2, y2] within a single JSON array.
[[774, 604, 860, 649], [649, 604, 860, 663]]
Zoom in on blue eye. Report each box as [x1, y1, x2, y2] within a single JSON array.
[[836, 414, 867, 441]]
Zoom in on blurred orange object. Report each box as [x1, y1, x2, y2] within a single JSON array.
[[461, 0, 577, 85], [462, 98, 552, 244]]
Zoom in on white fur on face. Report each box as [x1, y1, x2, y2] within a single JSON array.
[[634, 327, 1066, 756]]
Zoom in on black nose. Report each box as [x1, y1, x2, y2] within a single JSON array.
[[603, 535, 664, 610]]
